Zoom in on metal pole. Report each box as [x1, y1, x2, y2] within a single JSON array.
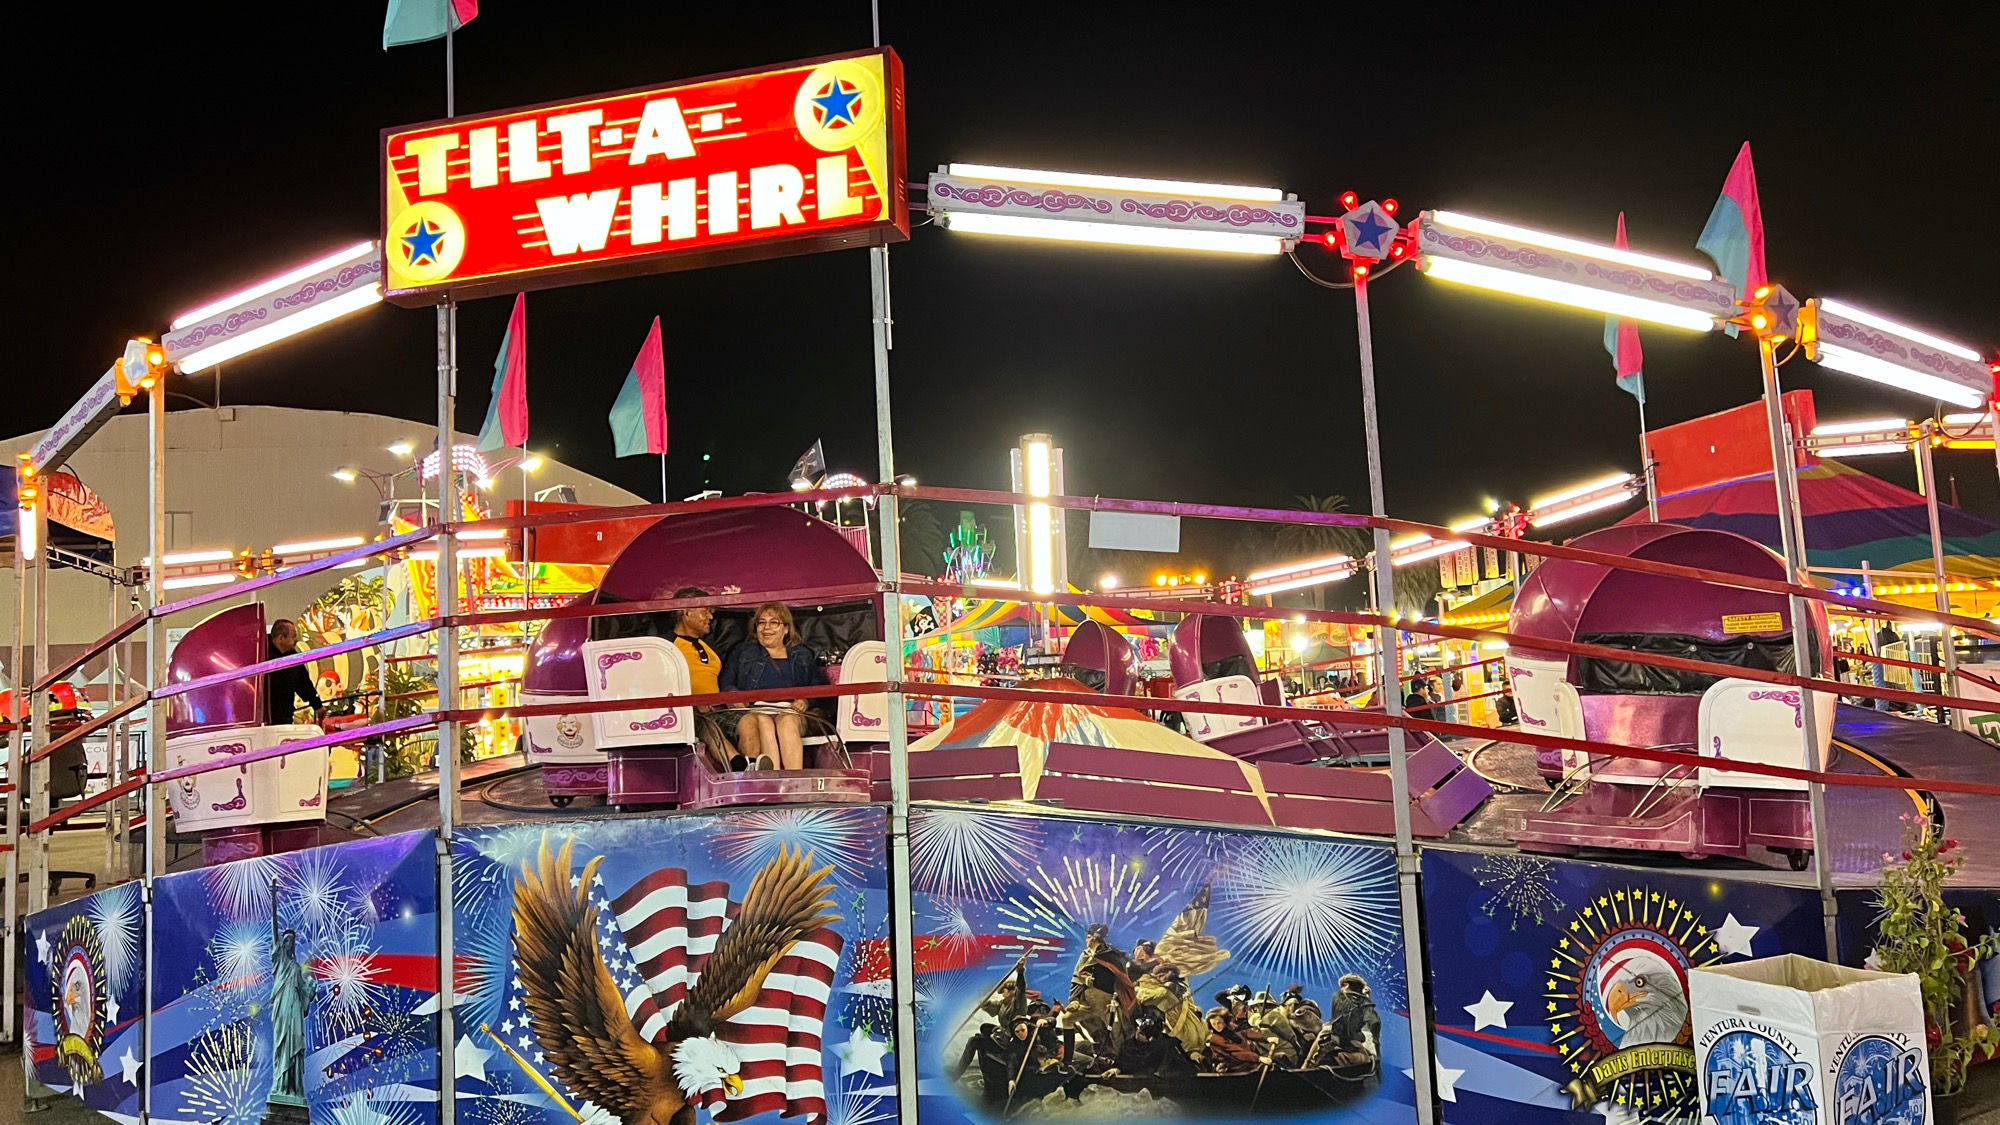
[[1917, 421, 1958, 725], [1353, 274, 1437, 1122], [1755, 338, 1837, 955], [28, 494, 50, 916], [143, 380, 167, 1123], [436, 30, 462, 1125], [1637, 395, 1659, 522], [4, 483, 24, 1042], [869, 243, 920, 1125]]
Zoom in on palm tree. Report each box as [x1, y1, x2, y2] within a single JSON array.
[[1269, 494, 1371, 609]]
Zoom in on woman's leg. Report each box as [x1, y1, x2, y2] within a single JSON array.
[[737, 711, 774, 769], [775, 709, 806, 770]]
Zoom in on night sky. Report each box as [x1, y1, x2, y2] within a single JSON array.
[[23, 3, 1998, 573]]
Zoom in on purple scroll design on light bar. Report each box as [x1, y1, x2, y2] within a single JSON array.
[[1116, 198, 1300, 229], [596, 651, 645, 691], [272, 259, 381, 310], [1581, 262, 1735, 311], [211, 777, 248, 812], [848, 702, 884, 728], [1821, 319, 1974, 379], [1746, 688, 1804, 728], [172, 308, 270, 348], [1426, 230, 1574, 273], [628, 711, 680, 732], [209, 741, 247, 758], [932, 182, 1111, 215]]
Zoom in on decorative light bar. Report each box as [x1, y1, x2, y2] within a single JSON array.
[[1416, 212, 1735, 331], [1815, 442, 1911, 459], [166, 242, 382, 374], [1802, 299, 1989, 409], [160, 548, 236, 565], [1528, 472, 1641, 528], [162, 573, 240, 591], [270, 535, 366, 555], [1246, 557, 1356, 597], [1428, 211, 1715, 281], [929, 165, 1304, 256]]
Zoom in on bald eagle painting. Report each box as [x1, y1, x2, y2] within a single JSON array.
[[1598, 949, 1690, 1049], [510, 838, 842, 1125]]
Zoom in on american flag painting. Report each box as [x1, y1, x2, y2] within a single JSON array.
[[611, 871, 843, 1121], [454, 810, 892, 1125]]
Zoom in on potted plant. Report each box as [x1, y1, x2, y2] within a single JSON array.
[[1870, 814, 2000, 1122]]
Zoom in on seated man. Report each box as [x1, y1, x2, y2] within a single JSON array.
[[665, 588, 736, 766], [265, 619, 323, 726]]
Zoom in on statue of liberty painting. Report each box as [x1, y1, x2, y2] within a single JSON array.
[[267, 877, 312, 1107]]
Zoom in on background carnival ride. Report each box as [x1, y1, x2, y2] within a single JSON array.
[[5, 40, 1997, 1125]]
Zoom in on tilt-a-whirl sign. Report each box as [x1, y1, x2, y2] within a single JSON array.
[[380, 48, 907, 305]]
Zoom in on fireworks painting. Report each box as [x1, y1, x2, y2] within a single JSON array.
[[909, 809, 1409, 1125], [1470, 851, 1563, 931], [712, 804, 882, 883], [179, 1023, 261, 1125], [1217, 835, 1401, 985], [910, 805, 1045, 899], [86, 880, 143, 994]]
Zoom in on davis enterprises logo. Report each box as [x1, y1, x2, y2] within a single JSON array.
[[1549, 885, 1723, 1122], [1830, 1031, 1927, 1125], [1700, 1018, 1816, 1125]]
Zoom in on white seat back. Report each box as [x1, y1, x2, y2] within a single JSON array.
[[1174, 675, 1264, 743], [163, 723, 326, 831], [581, 637, 695, 750], [521, 689, 603, 764], [1697, 677, 1836, 790], [1549, 679, 1594, 777], [1505, 655, 1569, 734], [839, 641, 890, 742]]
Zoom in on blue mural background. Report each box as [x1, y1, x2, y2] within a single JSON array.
[[25, 880, 148, 1118], [909, 808, 1413, 1125], [449, 806, 895, 1125], [1420, 848, 1828, 1125], [148, 830, 442, 1125]]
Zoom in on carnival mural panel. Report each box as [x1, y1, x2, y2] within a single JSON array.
[[450, 806, 895, 1125], [25, 881, 149, 1118], [149, 830, 442, 1125], [909, 808, 1411, 1124], [1420, 847, 1828, 1125]]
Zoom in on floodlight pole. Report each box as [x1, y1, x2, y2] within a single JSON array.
[[28, 497, 50, 917], [1755, 336, 1838, 955], [142, 380, 167, 1124], [1916, 419, 1958, 725], [1353, 273, 1439, 1124], [434, 29, 462, 1125]]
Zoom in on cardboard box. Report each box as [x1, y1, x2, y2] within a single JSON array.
[[1693, 954, 1929, 1125]]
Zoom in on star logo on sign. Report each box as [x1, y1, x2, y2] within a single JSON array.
[[811, 79, 861, 127], [118, 1048, 142, 1086], [1340, 201, 1399, 261], [402, 218, 446, 266]]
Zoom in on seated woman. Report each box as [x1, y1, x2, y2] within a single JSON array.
[[719, 602, 828, 771]]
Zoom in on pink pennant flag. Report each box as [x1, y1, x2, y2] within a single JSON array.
[[610, 317, 668, 457], [477, 293, 528, 451]]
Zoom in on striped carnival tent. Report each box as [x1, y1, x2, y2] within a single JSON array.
[[1623, 460, 2000, 577]]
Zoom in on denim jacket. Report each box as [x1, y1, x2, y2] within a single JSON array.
[[719, 641, 828, 694]]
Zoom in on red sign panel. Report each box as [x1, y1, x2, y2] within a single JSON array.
[[1648, 389, 1818, 498], [380, 48, 906, 305]]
